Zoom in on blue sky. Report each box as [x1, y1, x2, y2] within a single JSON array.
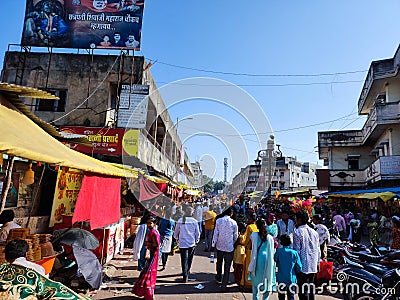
[[1, 1, 400, 182]]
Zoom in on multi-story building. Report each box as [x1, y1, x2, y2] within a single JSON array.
[[229, 156, 319, 196], [270, 157, 319, 191], [318, 45, 400, 191], [1, 49, 193, 183], [229, 164, 261, 196]]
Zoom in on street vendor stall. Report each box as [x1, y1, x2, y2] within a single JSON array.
[[325, 187, 400, 217]]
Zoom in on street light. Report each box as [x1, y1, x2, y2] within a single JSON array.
[[174, 117, 193, 132]]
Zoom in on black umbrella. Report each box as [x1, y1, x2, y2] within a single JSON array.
[[73, 246, 103, 290], [53, 228, 100, 250]]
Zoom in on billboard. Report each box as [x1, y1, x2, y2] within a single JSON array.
[[21, 0, 145, 50], [60, 126, 139, 157], [116, 84, 149, 129]]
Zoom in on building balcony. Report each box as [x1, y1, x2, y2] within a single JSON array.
[[358, 55, 398, 114], [318, 130, 364, 148], [319, 101, 400, 151], [365, 155, 400, 184], [328, 170, 365, 188], [248, 175, 258, 182], [317, 155, 400, 189], [137, 130, 180, 180]]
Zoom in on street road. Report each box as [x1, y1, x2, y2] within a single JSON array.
[[92, 240, 342, 300]]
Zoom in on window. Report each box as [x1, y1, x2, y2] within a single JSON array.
[[279, 182, 285, 189], [36, 89, 67, 112], [280, 172, 284, 177], [347, 155, 360, 170]]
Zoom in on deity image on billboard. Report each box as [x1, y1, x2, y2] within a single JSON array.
[[21, 0, 145, 50], [21, 0, 70, 47]]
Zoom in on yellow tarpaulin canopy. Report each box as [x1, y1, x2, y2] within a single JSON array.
[[248, 191, 264, 198], [328, 192, 396, 202], [0, 100, 137, 178], [185, 189, 202, 196]]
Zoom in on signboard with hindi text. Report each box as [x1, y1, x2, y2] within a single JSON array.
[[117, 84, 149, 129], [50, 167, 83, 227], [61, 126, 139, 157], [61, 126, 124, 155], [21, 0, 145, 50]]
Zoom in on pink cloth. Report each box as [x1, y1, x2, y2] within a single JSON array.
[[139, 177, 162, 201], [73, 174, 121, 229]]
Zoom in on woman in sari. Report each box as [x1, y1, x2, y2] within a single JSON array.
[[132, 215, 160, 300], [240, 212, 259, 289], [248, 219, 276, 300]]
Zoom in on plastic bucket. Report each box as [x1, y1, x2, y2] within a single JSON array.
[[36, 255, 57, 275]]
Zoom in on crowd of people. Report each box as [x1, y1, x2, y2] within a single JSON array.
[[131, 197, 329, 300], [1, 196, 399, 300], [130, 195, 400, 300]]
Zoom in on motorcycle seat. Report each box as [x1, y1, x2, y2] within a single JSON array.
[[357, 253, 382, 263]]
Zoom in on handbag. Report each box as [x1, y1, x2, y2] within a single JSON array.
[[145, 248, 151, 260], [317, 261, 333, 280]]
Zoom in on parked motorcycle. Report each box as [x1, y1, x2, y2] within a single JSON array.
[[337, 266, 400, 300], [341, 255, 392, 277], [328, 242, 400, 270]]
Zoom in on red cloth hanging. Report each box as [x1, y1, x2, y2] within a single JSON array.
[[73, 174, 121, 229], [139, 177, 162, 201], [156, 182, 167, 193]]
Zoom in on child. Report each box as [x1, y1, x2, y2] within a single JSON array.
[[274, 234, 302, 300], [233, 222, 246, 285]]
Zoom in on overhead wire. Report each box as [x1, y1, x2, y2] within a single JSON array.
[[146, 57, 368, 78], [153, 80, 363, 87]]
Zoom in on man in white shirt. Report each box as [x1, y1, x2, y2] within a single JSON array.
[[194, 202, 203, 236], [0, 210, 21, 242], [276, 211, 295, 243], [293, 211, 320, 300], [5, 239, 46, 276], [211, 207, 238, 291], [312, 214, 330, 261], [174, 207, 200, 283]]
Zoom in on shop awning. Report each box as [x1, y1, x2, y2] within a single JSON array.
[[325, 187, 400, 201], [185, 189, 202, 196], [0, 97, 137, 178], [0, 82, 89, 146], [278, 189, 311, 196]]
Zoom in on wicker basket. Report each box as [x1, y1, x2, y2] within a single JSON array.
[[7, 228, 30, 241], [0, 246, 5, 264], [32, 247, 41, 262]]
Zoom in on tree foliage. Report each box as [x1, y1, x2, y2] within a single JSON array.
[[202, 175, 214, 193]]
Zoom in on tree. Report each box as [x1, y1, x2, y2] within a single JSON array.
[[202, 175, 214, 193], [213, 181, 225, 193]]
